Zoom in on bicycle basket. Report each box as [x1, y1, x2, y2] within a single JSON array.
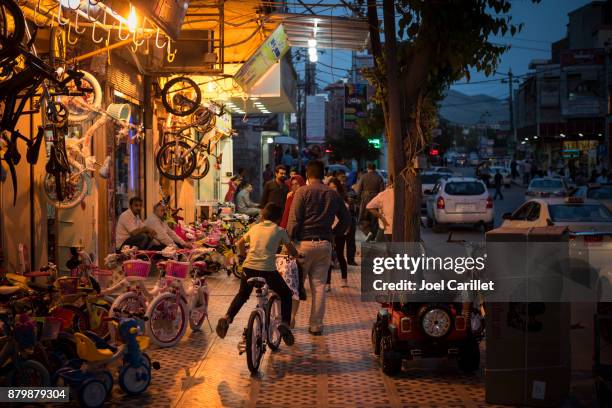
[[57, 277, 79, 295], [122, 259, 151, 280], [92, 268, 113, 289], [40, 317, 63, 341], [165, 260, 190, 279]]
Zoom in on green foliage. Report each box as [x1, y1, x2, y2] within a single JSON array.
[[356, 103, 385, 141], [326, 129, 379, 162]]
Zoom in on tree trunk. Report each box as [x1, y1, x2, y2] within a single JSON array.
[[382, 0, 406, 243]]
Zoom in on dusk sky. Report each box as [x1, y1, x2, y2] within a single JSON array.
[[302, 0, 594, 100]]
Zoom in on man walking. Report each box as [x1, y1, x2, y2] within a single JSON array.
[[493, 169, 504, 200], [366, 175, 394, 242], [261, 165, 289, 210], [287, 160, 350, 335], [353, 163, 384, 241]]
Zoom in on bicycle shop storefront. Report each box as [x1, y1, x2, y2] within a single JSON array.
[[0, 0, 294, 276]]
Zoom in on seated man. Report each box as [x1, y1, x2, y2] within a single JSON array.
[[116, 197, 156, 250], [145, 202, 193, 249], [235, 182, 260, 217]]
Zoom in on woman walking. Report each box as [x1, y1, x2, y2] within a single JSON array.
[[326, 177, 349, 290]]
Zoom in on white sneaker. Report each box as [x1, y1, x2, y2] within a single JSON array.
[[325, 284, 331, 292], [341, 278, 348, 288]]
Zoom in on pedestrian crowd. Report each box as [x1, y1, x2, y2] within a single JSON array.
[[115, 159, 391, 345]]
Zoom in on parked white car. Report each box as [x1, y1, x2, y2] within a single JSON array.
[[525, 177, 571, 199], [424, 177, 494, 232]]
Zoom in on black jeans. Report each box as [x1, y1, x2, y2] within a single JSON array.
[[120, 233, 151, 250], [346, 216, 357, 263], [327, 235, 347, 283], [494, 185, 504, 200], [226, 267, 292, 324]]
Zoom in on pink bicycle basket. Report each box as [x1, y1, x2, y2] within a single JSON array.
[[92, 269, 113, 289], [122, 259, 151, 279], [165, 260, 190, 279]]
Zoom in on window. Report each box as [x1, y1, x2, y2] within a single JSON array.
[[420, 173, 445, 184], [549, 204, 612, 222], [444, 181, 486, 196], [587, 186, 612, 199], [526, 203, 541, 221], [511, 203, 532, 220]]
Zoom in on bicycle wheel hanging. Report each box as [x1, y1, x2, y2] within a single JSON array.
[[0, 0, 25, 59], [189, 150, 211, 180], [43, 158, 87, 209], [161, 76, 201, 117], [58, 70, 103, 124], [245, 310, 264, 373], [156, 140, 196, 180]]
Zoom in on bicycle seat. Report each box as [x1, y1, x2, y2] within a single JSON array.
[[247, 277, 266, 289], [137, 335, 150, 351], [74, 332, 114, 362]]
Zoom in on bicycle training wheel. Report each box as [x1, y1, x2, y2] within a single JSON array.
[[146, 293, 187, 348], [189, 150, 210, 180], [246, 310, 264, 373], [266, 294, 282, 351], [43, 158, 87, 209], [162, 76, 201, 117], [8, 359, 51, 387], [156, 140, 196, 180], [0, 0, 25, 58]]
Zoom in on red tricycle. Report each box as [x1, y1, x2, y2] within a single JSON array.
[[371, 300, 485, 375]]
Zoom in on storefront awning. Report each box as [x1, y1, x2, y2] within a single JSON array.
[[268, 13, 370, 51]]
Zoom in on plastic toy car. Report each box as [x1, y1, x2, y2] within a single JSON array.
[[372, 301, 484, 375]]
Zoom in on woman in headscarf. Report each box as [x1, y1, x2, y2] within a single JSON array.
[[280, 174, 305, 229]]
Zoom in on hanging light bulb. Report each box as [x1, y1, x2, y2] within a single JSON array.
[[308, 38, 317, 48], [309, 52, 318, 63], [127, 6, 138, 33]]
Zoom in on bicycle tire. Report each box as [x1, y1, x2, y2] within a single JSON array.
[[161, 76, 201, 117], [266, 294, 282, 351], [0, 0, 25, 59], [64, 70, 103, 123], [189, 153, 210, 180], [188, 286, 208, 332], [245, 310, 263, 373], [156, 140, 197, 180], [7, 359, 50, 387], [43, 157, 87, 209], [145, 293, 187, 348]]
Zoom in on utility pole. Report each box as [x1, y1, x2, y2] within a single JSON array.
[[502, 69, 518, 151]]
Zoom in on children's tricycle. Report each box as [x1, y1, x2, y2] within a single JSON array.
[[372, 301, 484, 375], [55, 316, 160, 407]]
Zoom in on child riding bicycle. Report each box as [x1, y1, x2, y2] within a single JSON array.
[[216, 203, 298, 345]]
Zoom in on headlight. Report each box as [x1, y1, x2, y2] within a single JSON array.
[[421, 308, 451, 338]]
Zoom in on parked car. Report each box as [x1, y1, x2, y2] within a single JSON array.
[[325, 164, 351, 175], [572, 184, 612, 211], [455, 153, 467, 167], [501, 197, 612, 234], [430, 166, 454, 175], [419, 172, 450, 194], [468, 152, 480, 166], [489, 166, 512, 188], [525, 177, 570, 199], [424, 177, 493, 232]]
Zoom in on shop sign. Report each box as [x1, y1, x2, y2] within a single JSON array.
[[344, 83, 368, 130], [560, 48, 604, 67], [234, 25, 289, 93]]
